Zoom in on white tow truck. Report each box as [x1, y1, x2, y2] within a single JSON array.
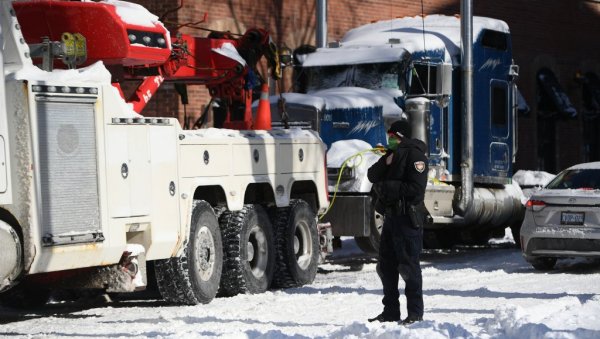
[[0, 0, 329, 307]]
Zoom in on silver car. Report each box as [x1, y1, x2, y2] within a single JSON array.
[[520, 162, 600, 270]]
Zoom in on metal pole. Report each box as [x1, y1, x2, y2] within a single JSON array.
[[316, 0, 327, 48], [458, 0, 473, 215]]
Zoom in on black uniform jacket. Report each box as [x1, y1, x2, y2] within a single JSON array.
[[367, 138, 428, 208]]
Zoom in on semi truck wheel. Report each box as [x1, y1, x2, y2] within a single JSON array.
[[155, 200, 223, 305], [219, 204, 274, 296], [354, 199, 383, 256], [271, 199, 319, 288], [0, 220, 23, 293]]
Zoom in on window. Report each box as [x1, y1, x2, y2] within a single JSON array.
[[481, 29, 508, 51], [537, 67, 577, 118], [408, 63, 438, 96], [302, 65, 352, 92], [582, 72, 600, 113], [492, 85, 507, 126], [353, 62, 403, 90], [546, 169, 600, 190], [298, 62, 406, 93]]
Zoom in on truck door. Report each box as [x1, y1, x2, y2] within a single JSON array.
[[105, 123, 151, 218], [489, 79, 510, 174]]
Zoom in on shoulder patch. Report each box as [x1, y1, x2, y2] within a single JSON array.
[[414, 161, 425, 173]]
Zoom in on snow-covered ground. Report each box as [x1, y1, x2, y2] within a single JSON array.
[[1, 231, 599, 339]]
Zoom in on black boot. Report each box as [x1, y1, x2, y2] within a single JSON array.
[[401, 315, 423, 325], [368, 313, 400, 323]]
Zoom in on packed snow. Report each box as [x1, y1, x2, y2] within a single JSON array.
[[1, 234, 599, 338], [300, 15, 509, 66]]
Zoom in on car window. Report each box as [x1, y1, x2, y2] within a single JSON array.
[[545, 169, 600, 189]]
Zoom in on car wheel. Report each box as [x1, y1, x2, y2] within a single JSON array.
[[219, 204, 275, 296], [271, 199, 319, 288], [530, 257, 557, 271], [354, 198, 383, 256], [510, 224, 522, 249]]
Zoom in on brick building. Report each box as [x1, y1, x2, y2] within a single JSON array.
[[131, 0, 600, 173]]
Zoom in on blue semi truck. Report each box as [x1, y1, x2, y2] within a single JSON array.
[[267, 15, 525, 252]]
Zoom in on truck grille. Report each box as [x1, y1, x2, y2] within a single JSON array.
[[36, 95, 103, 246]]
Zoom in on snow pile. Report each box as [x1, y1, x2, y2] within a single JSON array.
[[513, 170, 556, 187], [484, 297, 600, 339], [512, 170, 557, 203]]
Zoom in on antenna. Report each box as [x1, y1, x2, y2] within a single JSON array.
[[420, 0, 427, 52]]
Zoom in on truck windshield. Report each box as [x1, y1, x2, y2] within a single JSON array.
[[297, 62, 405, 93]]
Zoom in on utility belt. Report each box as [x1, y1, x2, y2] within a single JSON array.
[[385, 199, 424, 229], [385, 199, 407, 216]]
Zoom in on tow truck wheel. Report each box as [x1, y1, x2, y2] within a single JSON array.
[[0, 282, 50, 309], [219, 204, 275, 296], [354, 199, 383, 256], [271, 199, 319, 288], [155, 200, 223, 305]]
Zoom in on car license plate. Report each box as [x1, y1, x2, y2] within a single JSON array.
[[561, 212, 585, 225]]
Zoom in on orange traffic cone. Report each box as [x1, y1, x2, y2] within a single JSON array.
[[254, 83, 272, 130]]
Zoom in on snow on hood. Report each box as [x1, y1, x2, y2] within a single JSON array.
[[8, 61, 112, 84], [327, 139, 381, 192], [272, 87, 403, 118], [302, 15, 509, 66]]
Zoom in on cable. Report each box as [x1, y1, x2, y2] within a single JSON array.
[[318, 146, 387, 220]]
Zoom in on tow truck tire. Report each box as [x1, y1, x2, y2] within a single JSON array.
[[219, 204, 275, 296], [0, 283, 50, 309], [155, 200, 223, 305], [271, 199, 319, 288], [354, 199, 383, 256]]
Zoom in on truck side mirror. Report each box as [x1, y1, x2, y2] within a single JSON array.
[[436, 63, 452, 96]]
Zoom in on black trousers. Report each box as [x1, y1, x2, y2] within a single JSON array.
[[377, 214, 424, 318]]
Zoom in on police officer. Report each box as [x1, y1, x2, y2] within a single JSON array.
[[367, 120, 428, 324]]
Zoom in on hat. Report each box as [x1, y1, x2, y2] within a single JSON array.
[[387, 120, 412, 139]]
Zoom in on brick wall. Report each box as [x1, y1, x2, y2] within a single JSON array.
[[129, 0, 600, 172]]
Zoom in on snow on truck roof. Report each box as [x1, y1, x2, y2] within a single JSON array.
[[301, 15, 509, 66]]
